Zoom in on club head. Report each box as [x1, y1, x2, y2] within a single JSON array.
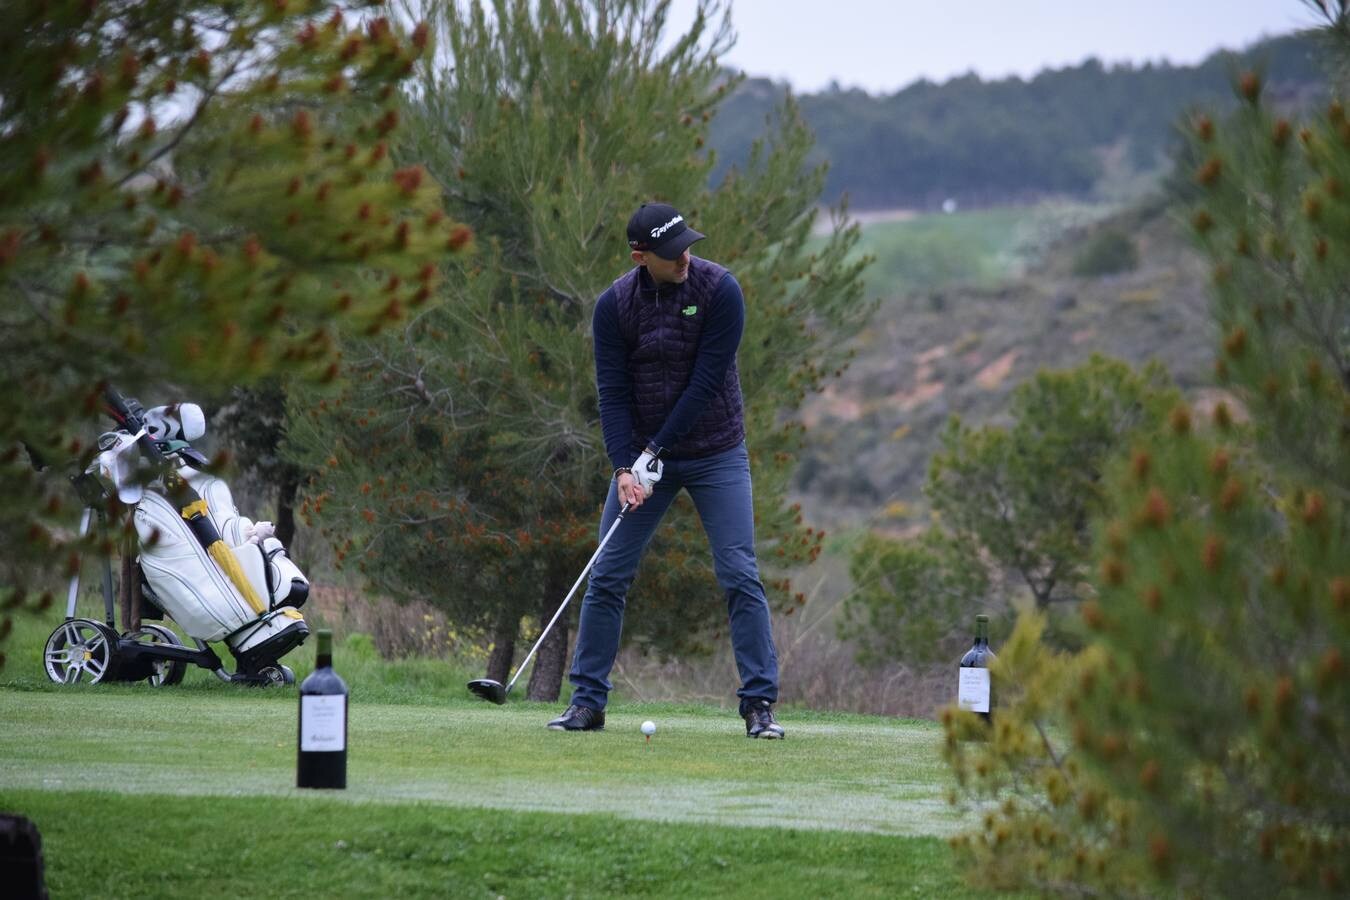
[[467, 678, 507, 705]]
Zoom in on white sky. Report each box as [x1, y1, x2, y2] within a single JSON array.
[[665, 0, 1324, 94]]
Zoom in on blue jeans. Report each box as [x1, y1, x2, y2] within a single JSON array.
[[567, 442, 779, 712]]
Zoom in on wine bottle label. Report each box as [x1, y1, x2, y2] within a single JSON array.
[[958, 668, 991, 713], [300, 695, 346, 751]]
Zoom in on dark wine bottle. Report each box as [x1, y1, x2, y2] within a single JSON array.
[[297, 629, 347, 789], [958, 614, 995, 723]]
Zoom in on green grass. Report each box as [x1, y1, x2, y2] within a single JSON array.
[[832, 202, 1112, 298], [6, 602, 483, 705], [0, 690, 965, 835], [6, 789, 976, 898], [0, 610, 1013, 897]]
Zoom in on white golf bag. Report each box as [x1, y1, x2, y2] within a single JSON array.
[[94, 402, 310, 672]]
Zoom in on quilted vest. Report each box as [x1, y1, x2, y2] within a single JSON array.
[[611, 256, 745, 458]]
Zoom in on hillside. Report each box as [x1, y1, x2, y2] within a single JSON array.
[[792, 197, 1216, 529], [712, 33, 1323, 209]]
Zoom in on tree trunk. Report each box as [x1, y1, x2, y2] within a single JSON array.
[[118, 554, 140, 632], [274, 465, 301, 550], [129, 561, 142, 630], [485, 609, 517, 685], [117, 512, 145, 633], [525, 564, 570, 702]]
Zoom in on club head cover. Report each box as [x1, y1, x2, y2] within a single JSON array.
[[143, 403, 207, 442]]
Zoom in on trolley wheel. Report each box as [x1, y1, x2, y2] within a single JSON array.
[[125, 624, 188, 687], [256, 664, 295, 687], [43, 619, 121, 685]]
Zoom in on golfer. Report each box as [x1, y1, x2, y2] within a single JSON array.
[[548, 202, 784, 739]]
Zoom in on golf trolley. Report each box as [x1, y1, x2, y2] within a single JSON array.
[[42, 388, 311, 688]]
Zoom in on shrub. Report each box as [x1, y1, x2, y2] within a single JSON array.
[[1071, 228, 1139, 277]]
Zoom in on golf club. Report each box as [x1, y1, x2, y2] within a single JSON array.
[[467, 502, 632, 704]]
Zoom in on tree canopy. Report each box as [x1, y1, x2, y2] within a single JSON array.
[[287, 0, 872, 698]]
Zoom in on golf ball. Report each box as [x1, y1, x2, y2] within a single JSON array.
[[640, 720, 656, 736]]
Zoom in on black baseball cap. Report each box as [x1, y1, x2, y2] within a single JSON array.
[[626, 202, 705, 260]]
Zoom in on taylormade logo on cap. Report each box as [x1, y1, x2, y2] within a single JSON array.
[[627, 202, 706, 259], [650, 214, 684, 239]]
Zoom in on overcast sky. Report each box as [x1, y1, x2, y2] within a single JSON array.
[[665, 1, 1323, 95]]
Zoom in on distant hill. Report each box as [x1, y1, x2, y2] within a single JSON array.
[[711, 33, 1324, 211], [791, 198, 1219, 529]]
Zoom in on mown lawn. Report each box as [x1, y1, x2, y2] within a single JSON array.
[[7, 788, 982, 898], [0, 615, 1012, 897]]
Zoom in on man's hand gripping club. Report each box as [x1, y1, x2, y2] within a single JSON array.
[[616, 447, 663, 508]]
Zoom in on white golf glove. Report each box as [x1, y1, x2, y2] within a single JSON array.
[[632, 449, 664, 498]]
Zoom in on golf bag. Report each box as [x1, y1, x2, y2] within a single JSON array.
[[93, 400, 310, 674]]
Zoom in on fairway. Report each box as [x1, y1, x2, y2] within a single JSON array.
[[817, 201, 1113, 298], [0, 688, 963, 836], [0, 672, 1005, 897]]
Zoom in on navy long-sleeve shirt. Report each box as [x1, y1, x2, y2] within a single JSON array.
[[593, 269, 745, 470]]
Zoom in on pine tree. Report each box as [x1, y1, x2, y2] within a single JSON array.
[[287, 0, 870, 699], [942, 9, 1349, 894], [0, 1, 466, 668]]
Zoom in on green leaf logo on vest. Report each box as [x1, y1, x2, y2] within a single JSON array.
[[682, 305, 698, 316]]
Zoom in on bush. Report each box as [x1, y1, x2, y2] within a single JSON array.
[[1071, 228, 1139, 277]]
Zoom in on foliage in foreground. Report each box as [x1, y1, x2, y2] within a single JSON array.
[[0, 1, 465, 666], [289, 0, 871, 697], [942, 14, 1349, 895], [946, 401, 1346, 895]]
